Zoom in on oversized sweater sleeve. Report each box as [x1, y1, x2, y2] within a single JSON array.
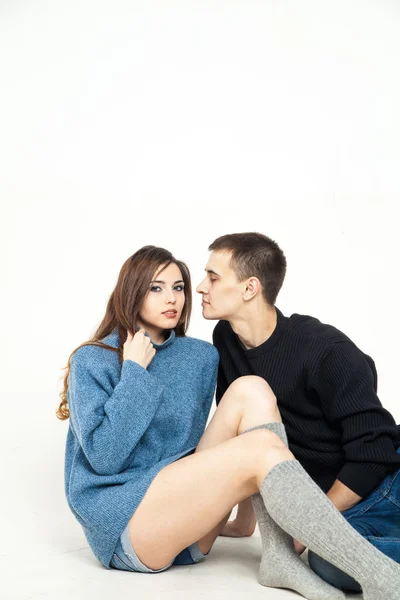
[[68, 347, 164, 475], [313, 341, 400, 497], [202, 348, 219, 420]]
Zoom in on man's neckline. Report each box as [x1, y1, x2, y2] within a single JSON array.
[[229, 307, 289, 358]]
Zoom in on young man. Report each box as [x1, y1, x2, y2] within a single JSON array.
[[196, 232, 400, 592]]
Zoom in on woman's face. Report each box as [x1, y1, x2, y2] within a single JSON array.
[[138, 262, 185, 339]]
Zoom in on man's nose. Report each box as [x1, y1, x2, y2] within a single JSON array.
[[196, 278, 207, 294]]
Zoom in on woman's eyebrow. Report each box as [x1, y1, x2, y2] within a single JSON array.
[[150, 279, 185, 284]]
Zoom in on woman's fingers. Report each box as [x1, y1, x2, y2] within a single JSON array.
[[123, 326, 156, 368]]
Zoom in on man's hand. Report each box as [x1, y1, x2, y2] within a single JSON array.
[[326, 479, 362, 512]]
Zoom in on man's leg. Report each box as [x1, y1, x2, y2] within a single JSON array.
[[309, 459, 400, 591], [308, 550, 361, 592]]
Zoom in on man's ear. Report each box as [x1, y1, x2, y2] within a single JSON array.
[[243, 277, 261, 301]]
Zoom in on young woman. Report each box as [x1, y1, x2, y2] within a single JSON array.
[[57, 245, 399, 600]]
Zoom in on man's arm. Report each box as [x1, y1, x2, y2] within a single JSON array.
[[294, 342, 398, 555], [314, 341, 400, 498], [326, 479, 362, 512]]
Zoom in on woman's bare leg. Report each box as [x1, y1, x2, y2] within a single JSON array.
[[193, 375, 282, 551], [128, 376, 290, 570]]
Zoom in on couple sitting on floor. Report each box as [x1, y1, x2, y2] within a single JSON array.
[[57, 232, 400, 600]]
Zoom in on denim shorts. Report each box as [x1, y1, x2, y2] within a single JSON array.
[[110, 521, 210, 573]]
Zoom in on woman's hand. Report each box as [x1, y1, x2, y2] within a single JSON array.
[[219, 519, 256, 538], [219, 499, 257, 538], [123, 328, 156, 369]]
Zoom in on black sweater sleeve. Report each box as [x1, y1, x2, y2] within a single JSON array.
[[313, 341, 400, 497]]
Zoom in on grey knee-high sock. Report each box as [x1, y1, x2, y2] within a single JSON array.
[[259, 459, 400, 600], [242, 424, 344, 600]]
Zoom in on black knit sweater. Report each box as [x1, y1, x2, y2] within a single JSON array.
[[212, 308, 400, 497]]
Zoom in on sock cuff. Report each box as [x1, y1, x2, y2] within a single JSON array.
[[260, 459, 323, 498], [241, 422, 288, 446]]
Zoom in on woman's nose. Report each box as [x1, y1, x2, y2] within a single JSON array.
[[166, 289, 177, 303]]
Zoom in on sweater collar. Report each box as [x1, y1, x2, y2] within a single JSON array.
[[102, 327, 176, 350], [233, 306, 289, 358]]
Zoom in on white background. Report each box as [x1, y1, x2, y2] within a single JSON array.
[[1, 0, 399, 594]]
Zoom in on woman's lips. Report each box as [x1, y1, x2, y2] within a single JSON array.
[[163, 311, 178, 318]]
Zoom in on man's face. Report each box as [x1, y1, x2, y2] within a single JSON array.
[[196, 250, 244, 320]]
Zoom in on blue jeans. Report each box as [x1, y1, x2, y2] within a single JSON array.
[[308, 451, 400, 592]]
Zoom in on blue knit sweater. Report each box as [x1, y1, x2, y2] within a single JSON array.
[[64, 328, 219, 568]]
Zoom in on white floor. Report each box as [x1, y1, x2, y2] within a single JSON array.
[[1, 524, 358, 600], [1, 413, 363, 600], [2, 417, 363, 600]]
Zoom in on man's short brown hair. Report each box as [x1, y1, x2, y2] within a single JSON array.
[[209, 232, 287, 305]]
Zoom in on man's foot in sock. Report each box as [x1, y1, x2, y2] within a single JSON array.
[[260, 460, 400, 600]]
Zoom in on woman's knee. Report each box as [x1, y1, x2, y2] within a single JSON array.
[[225, 376, 277, 410], [239, 428, 291, 489]]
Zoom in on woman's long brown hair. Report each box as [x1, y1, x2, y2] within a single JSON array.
[[56, 246, 192, 420]]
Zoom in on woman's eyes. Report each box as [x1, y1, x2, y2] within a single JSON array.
[[150, 286, 185, 292]]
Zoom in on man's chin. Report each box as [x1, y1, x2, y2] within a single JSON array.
[[201, 308, 220, 321]]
